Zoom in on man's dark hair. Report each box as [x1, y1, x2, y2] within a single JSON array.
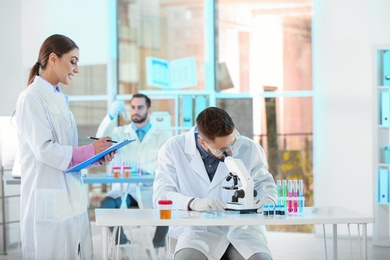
[[132, 93, 151, 108], [196, 107, 235, 141]]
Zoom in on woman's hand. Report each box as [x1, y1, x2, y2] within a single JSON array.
[[92, 137, 118, 165], [92, 136, 114, 154], [102, 151, 116, 163]]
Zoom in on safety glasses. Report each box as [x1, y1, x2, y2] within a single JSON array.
[[201, 131, 240, 157]]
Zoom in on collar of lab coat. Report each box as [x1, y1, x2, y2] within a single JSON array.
[[122, 122, 159, 142], [34, 76, 59, 93], [33, 76, 72, 126], [130, 121, 151, 133], [184, 126, 231, 191]]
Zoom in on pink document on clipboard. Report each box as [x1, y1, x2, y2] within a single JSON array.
[[66, 139, 135, 173]]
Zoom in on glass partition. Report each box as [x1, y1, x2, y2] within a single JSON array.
[[115, 0, 313, 232], [216, 0, 313, 232], [64, 64, 107, 95], [117, 0, 206, 92], [216, 0, 312, 93]]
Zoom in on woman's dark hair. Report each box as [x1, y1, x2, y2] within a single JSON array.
[[196, 107, 235, 141], [28, 34, 78, 86]]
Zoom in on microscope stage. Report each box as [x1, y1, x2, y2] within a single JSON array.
[[226, 202, 259, 214]]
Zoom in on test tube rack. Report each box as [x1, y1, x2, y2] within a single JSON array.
[[277, 196, 305, 214], [272, 179, 305, 216]]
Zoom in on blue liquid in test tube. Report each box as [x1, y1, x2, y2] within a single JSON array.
[[299, 180, 304, 213], [263, 204, 269, 217]]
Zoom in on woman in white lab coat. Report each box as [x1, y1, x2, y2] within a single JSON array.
[[15, 34, 115, 260], [153, 107, 276, 260]]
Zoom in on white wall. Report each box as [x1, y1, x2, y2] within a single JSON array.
[[0, 0, 23, 116], [0, 0, 114, 116], [20, 0, 112, 66], [313, 0, 390, 236]]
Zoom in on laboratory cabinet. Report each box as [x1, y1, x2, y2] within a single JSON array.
[[374, 46, 390, 247]]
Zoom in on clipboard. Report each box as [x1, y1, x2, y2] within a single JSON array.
[[66, 139, 135, 173]]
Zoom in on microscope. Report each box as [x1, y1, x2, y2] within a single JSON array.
[[223, 155, 259, 213]]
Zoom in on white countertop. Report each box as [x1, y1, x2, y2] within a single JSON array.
[[95, 207, 374, 227], [3, 172, 155, 185]]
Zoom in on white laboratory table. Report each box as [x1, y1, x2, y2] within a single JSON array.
[[95, 207, 374, 260], [3, 172, 155, 210], [2, 173, 156, 257], [3, 172, 155, 185], [83, 172, 154, 185]]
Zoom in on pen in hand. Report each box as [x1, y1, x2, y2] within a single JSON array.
[[87, 136, 118, 143]]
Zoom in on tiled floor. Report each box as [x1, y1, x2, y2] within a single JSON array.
[[2, 224, 390, 260]]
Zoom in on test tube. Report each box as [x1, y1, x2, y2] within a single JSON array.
[[137, 162, 141, 175], [268, 204, 274, 217], [276, 180, 282, 205], [280, 205, 286, 216], [299, 180, 304, 213], [263, 204, 269, 217], [293, 180, 298, 213], [275, 205, 281, 216], [287, 180, 293, 213], [282, 180, 287, 208]]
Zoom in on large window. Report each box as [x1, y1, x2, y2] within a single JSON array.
[[216, 0, 313, 232], [116, 0, 210, 132], [66, 0, 313, 228]]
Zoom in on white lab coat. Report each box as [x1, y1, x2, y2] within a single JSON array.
[[153, 127, 277, 260], [15, 76, 92, 260], [96, 116, 171, 204]]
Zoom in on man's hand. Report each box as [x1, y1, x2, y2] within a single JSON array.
[[190, 197, 227, 212], [109, 100, 125, 120]]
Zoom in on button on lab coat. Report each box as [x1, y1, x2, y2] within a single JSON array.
[[15, 76, 92, 259], [153, 127, 277, 260]]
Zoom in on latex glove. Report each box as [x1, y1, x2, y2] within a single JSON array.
[[109, 100, 125, 120], [190, 197, 227, 212]]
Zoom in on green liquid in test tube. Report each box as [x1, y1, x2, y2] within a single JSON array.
[[282, 180, 287, 207], [276, 180, 282, 205]]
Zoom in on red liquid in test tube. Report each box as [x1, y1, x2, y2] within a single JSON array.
[[288, 180, 293, 213], [293, 180, 298, 213]]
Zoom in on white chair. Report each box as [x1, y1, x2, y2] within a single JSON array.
[[167, 236, 177, 260], [111, 185, 158, 260]]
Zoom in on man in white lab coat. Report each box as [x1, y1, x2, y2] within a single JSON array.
[[97, 93, 171, 249], [153, 107, 276, 260]]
